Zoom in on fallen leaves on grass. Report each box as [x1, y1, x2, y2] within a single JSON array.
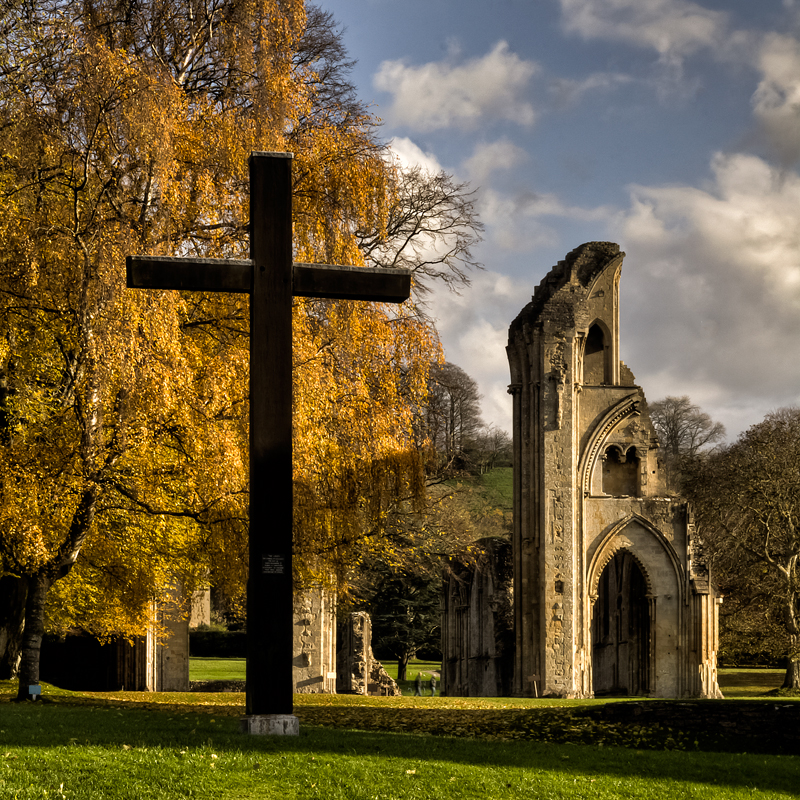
[[291, 706, 702, 751]]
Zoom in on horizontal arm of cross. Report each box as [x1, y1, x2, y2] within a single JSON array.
[[292, 263, 409, 302], [127, 256, 411, 303], [127, 256, 251, 293]]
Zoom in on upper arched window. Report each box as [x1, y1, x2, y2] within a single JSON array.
[[602, 446, 639, 496], [584, 324, 608, 384]]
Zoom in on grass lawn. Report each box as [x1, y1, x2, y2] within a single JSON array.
[[189, 660, 789, 699], [0, 688, 798, 800], [1, 667, 795, 799], [190, 658, 246, 682], [380, 660, 441, 696], [189, 658, 442, 695], [474, 466, 513, 506], [717, 668, 785, 698]]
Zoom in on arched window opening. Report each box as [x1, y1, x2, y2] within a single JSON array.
[[602, 446, 639, 496], [592, 550, 650, 696], [583, 324, 607, 384]]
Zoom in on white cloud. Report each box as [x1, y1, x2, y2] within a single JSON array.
[[374, 41, 538, 131], [427, 270, 530, 433], [559, 0, 728, 60], [616, 152, 800, 438], [549, 71, 634, 108], [480, 187, 615, 252], [751, 33, 800, 164], [559, 0, 800, 117], [463, 139, 529, 186], [388, 137, 444, 174]]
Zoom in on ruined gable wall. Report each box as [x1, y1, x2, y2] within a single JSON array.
[[508, 242, 626, 697], [508, 242, 720, 699], [441, 538, 514, 697]]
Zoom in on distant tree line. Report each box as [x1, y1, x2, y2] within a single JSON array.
[[423, 362, 511, 478]]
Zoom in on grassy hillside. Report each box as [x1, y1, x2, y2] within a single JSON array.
[[472, 467, 513, 508], [441, 466, 513, 541]]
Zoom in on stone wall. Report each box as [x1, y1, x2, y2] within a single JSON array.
[[441, 538, 514, 696], [154, 587, 190, 692], [189, 588, 211, 628], [337, 611, 401, 696], [292, 587, 336, 694]]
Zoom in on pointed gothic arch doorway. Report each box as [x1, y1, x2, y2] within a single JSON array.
[[591, 550, 651, 696]]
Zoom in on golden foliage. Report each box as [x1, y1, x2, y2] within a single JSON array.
[[0, 0, 442, 639]]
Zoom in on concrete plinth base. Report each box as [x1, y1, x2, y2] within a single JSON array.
[[240, 714, 300, 736]]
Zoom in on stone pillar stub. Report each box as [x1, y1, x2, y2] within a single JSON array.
[[240, 714, 300, 736]]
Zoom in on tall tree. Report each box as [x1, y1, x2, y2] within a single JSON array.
[[425, 362, 484, 474], [649, 395, 725, 487], [0, 0, 483, 695], [367, 565, 442, 682], [356, 165, 483, 295], [0, 11, 230, 692], [684, 408, 800, 690]]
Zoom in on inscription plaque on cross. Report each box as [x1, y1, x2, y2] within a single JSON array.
[[126, 152, 411, 733]]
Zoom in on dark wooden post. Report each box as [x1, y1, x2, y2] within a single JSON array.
[[248, 153, 294, 717]]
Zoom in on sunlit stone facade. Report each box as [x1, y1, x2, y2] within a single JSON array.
[[506, 242, 721, 698]]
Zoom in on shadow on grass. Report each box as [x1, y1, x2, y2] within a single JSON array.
[[0, 702, 797, 797]]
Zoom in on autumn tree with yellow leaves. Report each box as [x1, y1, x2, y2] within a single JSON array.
[[0, 0, 482, 697]]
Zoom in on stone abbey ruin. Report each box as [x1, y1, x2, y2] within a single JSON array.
[[444, 242, 721, 698]]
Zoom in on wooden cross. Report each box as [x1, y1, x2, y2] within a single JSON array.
[[127, 152, 410, 730]]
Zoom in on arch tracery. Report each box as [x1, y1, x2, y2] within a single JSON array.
[[580, 396, 640, 494], [587, 514, 682, 599]]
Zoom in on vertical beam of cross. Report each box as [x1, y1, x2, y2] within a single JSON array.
[[127, 152, 411, 728], [249, 152, 293, 716]]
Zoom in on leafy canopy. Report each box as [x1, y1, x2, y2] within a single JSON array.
[[0, 0, 475, 648]]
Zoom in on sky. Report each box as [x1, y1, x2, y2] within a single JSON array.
[[320, 0, 800, 441]]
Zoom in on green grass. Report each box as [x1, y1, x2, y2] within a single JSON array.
[[439, 466, 513, 540], [0, 696, 797, 800], [379, 660, 441, 696], [190, 658, 246, 682], [189, 660, 788, 700], [447, 467, 513, 512], [1, 667, 795, 799], [474, 466, 513, 506], [186, 659, 792, 701], [718, 668, 785, 698]]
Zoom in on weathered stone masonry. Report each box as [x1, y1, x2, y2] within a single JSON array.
[[441, 538, 514, 697], [506, 242, 721, 698]]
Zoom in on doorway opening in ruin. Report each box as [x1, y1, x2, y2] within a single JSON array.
[[592, 549, 650, 696]]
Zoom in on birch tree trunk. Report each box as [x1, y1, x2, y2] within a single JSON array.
[[15, 572, 51, 701], [0, 576, 27, 679], [782, 635, 800, 690]]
